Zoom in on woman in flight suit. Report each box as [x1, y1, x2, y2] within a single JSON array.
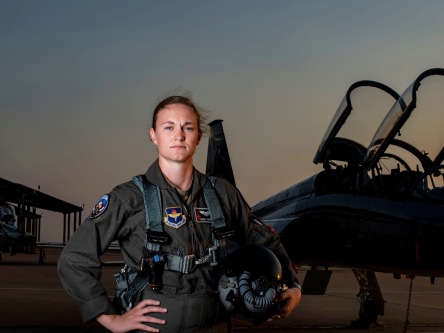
[[58, 95, 302, 333]]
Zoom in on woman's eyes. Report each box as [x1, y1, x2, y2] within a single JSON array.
[[163, 126, 195, 131]]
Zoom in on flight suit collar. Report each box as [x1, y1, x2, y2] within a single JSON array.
[[144, 159, 207, 198]]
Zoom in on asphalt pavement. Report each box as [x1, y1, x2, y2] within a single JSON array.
[[1, 248, 444, 333]]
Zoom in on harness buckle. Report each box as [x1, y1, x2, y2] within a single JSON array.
[[181, 254, 197, 274], [181, 247, 220, 273], [196, 246, 220, 267], [195, 256, 210, 265], [209, 246, 219, 266]]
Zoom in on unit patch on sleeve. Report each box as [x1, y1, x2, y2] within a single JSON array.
[[194, 208, 212, 224], [89, 194, 109, 219], [164, 207, 187, 229]]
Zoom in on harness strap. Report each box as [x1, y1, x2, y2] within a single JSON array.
[[203, 177, 229, 261], [131, 174, 231, 271], [164, 246, 219, 273], [113, 266, 150, 313], [203, 177, 225, 229], [119, 270, 150, 312], [132, 175, 163, 252]]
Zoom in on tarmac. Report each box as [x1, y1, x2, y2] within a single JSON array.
[[1, 248, 444, 333]]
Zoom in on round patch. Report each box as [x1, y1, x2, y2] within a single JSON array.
[[89, 194, 109, 219]]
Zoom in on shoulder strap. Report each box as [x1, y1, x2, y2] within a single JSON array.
[[203, 176, 226, 230], [204, 176, 233, 260], [132, 175, 163, 251]]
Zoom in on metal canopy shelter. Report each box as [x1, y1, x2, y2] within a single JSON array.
[[0, 177, 83, 243]]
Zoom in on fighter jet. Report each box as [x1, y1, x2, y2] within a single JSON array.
[[206, 68, 444, 327]]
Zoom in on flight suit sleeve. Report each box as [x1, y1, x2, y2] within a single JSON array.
[[227, 186, 299, 286], [57, 191, 128, 323]]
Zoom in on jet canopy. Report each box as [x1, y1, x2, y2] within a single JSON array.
[[314, 68, 444, 177], [365, 68, 444, 171], [313, 81, 401, 167]]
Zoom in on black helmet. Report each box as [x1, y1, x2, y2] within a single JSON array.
[[218, 244, 283, 324]]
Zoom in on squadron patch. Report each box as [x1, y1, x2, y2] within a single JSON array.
[[194, 208, 212, 223], [89, 194, 109, 219], [164, 207, 187, 229]]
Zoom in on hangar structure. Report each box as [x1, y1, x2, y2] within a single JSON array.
[[0, 177, 83, 243]]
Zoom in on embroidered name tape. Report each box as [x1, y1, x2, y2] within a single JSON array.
[[195, 208, 212, 223]]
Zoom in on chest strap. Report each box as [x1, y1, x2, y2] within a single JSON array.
[[131, 175, 232, 273]]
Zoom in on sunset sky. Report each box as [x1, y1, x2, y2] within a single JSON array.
[[2, 0, 444, 241]]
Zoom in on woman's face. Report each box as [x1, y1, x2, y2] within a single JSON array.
[[150, 103, 201, 165]]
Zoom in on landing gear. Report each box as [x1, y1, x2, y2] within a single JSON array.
[[351, 269, 385, 328], [361, 298, 378, 323]]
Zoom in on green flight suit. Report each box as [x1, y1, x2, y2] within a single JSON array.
[[58, 160, 298, 332]]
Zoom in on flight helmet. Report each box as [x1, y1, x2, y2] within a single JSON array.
[[218, 244, 284, 324]]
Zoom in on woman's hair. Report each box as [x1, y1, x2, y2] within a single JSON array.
[[151, 95, 210, 136]]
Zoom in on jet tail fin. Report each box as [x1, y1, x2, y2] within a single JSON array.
[[206, 120, 236, 187]]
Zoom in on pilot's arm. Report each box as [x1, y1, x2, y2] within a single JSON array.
[[57, 191, 127, 322]]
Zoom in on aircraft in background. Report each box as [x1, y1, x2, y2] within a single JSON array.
[[0, 205, 36, 257], [206, 68, 444, 327]]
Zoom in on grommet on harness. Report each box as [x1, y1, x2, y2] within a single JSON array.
[[218, 244, 285, 324]]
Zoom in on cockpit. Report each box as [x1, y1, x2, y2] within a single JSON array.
[[313, 69, 444, 203]]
